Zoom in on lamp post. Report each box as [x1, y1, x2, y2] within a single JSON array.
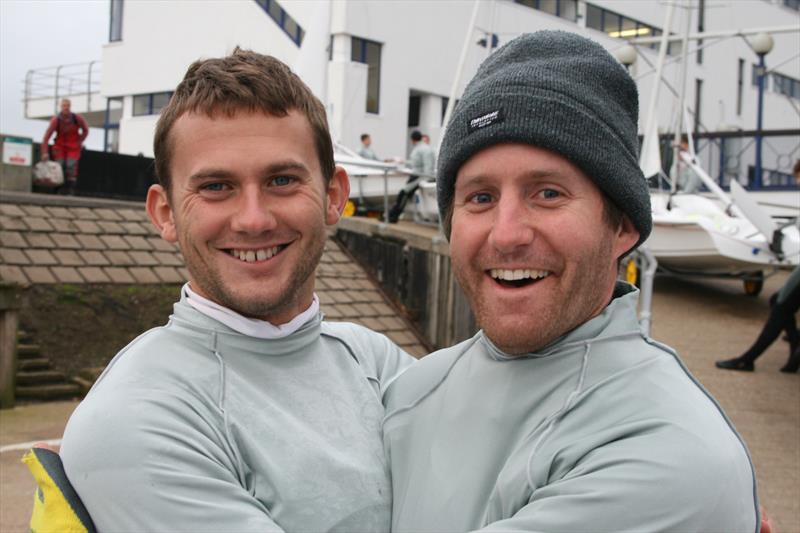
[[615, 44, 637, 71], [750, 32, 774, 189]]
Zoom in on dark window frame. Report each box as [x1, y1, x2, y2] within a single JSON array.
[[585, 3, 669, 53], [254, 0, 305, 46], [352, 36, 382, 114], [132, 91, 174, 117], [512, 0, 578, 22], [109, 0, 124, 42]]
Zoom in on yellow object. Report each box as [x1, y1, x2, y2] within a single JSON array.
[[22, 447, 95, 533], [625, 258, 638, 285], [343, 200, 356, 217]]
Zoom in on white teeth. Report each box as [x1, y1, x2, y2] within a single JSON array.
[[230, 246, 280, 263], [489, 268, 550, 281]]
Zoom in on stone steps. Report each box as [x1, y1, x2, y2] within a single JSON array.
[[16, 383, 82, 400], [14, 335, 82, 402]]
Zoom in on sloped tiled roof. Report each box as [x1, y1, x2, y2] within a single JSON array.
[[0, 192, 427, 357]]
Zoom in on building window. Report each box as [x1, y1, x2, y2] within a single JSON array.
[[737, 59, 744, 116], [254, 0, 305, 46], [585, 3, 669, 52], [752, 64, 770, 91], [104, 97, 123, 153], [408, 95, 421, 128], [352, 37, 382, 114], [513, 0, 577, 22], [772, 71, 800, 100], [696, 0, 705, 64], [132, 92, 173, 116], [784, 0, 800, 11], [109, 0, 123, 42], [693, 79, 703, 132]]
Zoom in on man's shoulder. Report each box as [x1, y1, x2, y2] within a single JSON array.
[[384, 335, 478, 413], [321, 320, 413, 370]]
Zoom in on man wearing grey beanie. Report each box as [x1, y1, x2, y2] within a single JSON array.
[[383, 31, 758, 532]]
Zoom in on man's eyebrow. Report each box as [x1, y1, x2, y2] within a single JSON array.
[[457, 169, 562, 188], [187, 161, 311, 182]]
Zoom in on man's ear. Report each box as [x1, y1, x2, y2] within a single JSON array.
[[613, 215, 640, 260], [325, 166, 351, 226], [146, 184, 178, 243]]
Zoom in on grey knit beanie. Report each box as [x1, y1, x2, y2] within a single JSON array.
[[437, 30, 651, 248]]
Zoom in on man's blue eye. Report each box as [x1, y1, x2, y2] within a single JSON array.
[[542, 189, 560, 199], [273, 176, 294, 186], [204, 183, 226, 191], [473, 193, 492, 204]]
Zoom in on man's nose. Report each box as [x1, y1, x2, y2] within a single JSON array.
[[487, 196, 535, 254], [230, 188, 277, 235]]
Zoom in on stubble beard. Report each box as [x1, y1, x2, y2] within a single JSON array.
[[454, 236, 617, 356], [184, 226, 327, 322]]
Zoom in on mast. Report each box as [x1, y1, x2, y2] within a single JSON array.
[[670, 1, 694, 194]]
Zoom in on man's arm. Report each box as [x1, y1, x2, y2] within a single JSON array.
[[76, 114, 89, 143], [60, 387, 286, 532], [472, 426, 758, 533], [40, 117, 57, 159]]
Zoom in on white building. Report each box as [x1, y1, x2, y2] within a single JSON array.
[[25, 0, 800, 183]]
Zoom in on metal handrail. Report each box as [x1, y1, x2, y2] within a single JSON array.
[[23, 61, 102, 117]]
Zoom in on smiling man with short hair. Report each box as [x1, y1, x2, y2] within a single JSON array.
[[57, 49, 411, 532]]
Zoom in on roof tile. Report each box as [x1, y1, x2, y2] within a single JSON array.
[[50, 219, 79, 233], [151, 252, 183, 267], [51, 266, 85, 283], [120, 222, 150, 235], [97, 221, 125, 234], [100, 235, 131, 250], [45, 206, 72, 219], [52, 249, 85, 266], [69, 207, 99, 220], [51, 233, 82, 249], [0, 204, 25, 217], [94, 208, 124, 221], [24, 233, 56, 249], [148, 237, 177, 252], [103, 267, 136, 283], [0, 215, 26, 231], [103, 251, 133, 266], [75, 234, 106, 250], [124, 236, 153, 250], [0, 248, 29, 265], [129, 267, 160, 284], [78, 266, 111, 283], [0, 265, 28, 285], [25, 266, 57, 283], [78, 250, 110, 266], [118, 209, 146, 222], [153, 266, 185, 283], [128, 251, 159, 266], [24, 249, 58, 265], [73, 220, 102, 234], [0, 231, 26, 248], [21, 205, 49, 217]]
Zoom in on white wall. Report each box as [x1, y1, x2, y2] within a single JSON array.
[[103, 0, 799, 160]]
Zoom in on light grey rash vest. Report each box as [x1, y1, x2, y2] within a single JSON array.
[[61, 295, 413, 532], [384, 283, 759, 533]]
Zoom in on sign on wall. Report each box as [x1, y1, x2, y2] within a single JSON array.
[[2, 137, 33, 166]]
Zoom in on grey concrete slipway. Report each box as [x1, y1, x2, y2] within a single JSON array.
[[1, 272, 798, 532]]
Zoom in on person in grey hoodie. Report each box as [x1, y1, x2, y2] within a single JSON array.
[[384, 31, 760, 533], [50, 48, 413, 532]]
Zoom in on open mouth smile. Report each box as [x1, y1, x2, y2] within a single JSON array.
[[226, 244, 287, 263], [488, 268, 550, 288]]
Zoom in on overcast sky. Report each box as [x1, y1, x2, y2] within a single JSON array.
[[1, 0, 108, 150]]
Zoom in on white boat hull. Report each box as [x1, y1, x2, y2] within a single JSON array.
[[646, 193, 799, 274]]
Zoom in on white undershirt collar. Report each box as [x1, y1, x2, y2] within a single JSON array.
[[184, 284, 319, 339]]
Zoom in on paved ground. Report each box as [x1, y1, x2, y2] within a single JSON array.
[[0, 271, 798, 531]]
